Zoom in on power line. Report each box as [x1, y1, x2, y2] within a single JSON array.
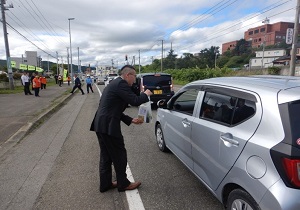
[[5, 21, 56, 58]]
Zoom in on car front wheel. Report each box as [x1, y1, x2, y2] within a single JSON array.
[[227, 189, 260, 210], [155, 124, 168, 152]]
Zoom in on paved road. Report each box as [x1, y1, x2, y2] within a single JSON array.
[[0, 83, 223, 210]]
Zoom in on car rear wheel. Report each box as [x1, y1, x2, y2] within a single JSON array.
[[227, 189, 260, 210], [156, 124, 168, 152]]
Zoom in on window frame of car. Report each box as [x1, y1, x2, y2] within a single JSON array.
[[198, 85, 258, 126], [166, 84, 258, 126], [166, 85, 202, 116]]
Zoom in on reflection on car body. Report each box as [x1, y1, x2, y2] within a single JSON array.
[[155, 76, 300, 210]]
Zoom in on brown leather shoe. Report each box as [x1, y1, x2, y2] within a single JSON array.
[[100, 181, 117, 193], [111, 181, 117, 188], [118, 181, 141, 192]]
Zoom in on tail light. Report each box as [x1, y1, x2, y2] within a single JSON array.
[[170, 77, 174, 92], [282, 158, 300, 187]]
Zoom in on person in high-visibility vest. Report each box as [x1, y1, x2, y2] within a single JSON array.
[[67, 76, 71, 86], [32, 75, 41, 97], [40, 76, 47, 89]]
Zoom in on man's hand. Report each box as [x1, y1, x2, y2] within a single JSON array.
[[144, 89, 153, 96], [132, 118, 143, 124]]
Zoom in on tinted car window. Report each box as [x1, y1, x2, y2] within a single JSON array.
[[172, 89, 198, 115], [142, 75, 172, 86], [200, 92, 256, 125]]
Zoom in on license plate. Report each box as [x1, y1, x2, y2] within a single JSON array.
[[154, 90, 162, 94]]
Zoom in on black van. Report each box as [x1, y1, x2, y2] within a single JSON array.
[[132, 73, 175, 104]]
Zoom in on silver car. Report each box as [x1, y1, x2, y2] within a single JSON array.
[[155, 75, 300, 210]]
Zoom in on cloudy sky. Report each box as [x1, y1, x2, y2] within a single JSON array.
[[0, 0, 296, 68]]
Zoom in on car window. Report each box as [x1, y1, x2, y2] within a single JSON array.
[[172, 89, 198, 115], [142, 75, 171, 86], [200, 92, 256, 125]]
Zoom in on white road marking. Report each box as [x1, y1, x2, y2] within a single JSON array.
[[96, 84, 145, 210]]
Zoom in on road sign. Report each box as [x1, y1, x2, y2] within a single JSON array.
[[286, 28, 293, 44]]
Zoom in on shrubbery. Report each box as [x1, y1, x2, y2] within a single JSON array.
[[0, 73, 8, 82], [267, 67, 281, 75]]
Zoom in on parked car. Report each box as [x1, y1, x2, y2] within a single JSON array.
[[97, 77, 105, 85], [132, 73, 174, 105], [155, 75, 300, 210], [104, 76, 119, 87], [104, 73, 118, 82]]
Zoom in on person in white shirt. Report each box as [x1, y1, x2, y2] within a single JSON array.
[[21, 72, 33, 95]]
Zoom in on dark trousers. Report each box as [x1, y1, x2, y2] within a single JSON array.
[[24, 82, 32, 95], [41, 84, 46, 89], [87, 84, 94, 93], [71, 85, 84, 94], [96, 132, 130, 191], [58, 80, 63, 86], [34, 88, 40, 96]]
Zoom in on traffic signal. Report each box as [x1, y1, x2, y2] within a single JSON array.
[[125, 55, 128, 61]]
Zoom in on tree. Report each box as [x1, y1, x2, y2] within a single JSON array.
[[232, 39, 251, 56], [164, 49, 177, 69]]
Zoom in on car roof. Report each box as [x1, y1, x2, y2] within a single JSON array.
[[137, 72, 171, 76], [189, 76, 300, 91]]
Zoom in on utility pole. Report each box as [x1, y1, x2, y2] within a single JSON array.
[[56, 51, 59, 75], [77, 47, 80, 73], [289, 0, 300, 76], [1, 0, 14, 89], [261, 17, 270, 69], [161, 40, 164, 72], [47, 54, 49, 73], [138, 50, 141, 75], [67, 47, 69, 75]]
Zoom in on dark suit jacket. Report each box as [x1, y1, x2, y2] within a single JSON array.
[[90, 77, 149, 138], [75, 77, 81, 86]]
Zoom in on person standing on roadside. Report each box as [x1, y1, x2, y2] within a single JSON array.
[[30, 73, 36, 91], [40, 75, 47, 89], [67, 75, 71, 86], [32, 75, 41, 97], [54, 74, 58, 84], [85, 75, 94, 93], [70, 74, 85, 95], [58, 74, 63, 87], [21, 72, 33, 95], [90, 65, 152, 193]]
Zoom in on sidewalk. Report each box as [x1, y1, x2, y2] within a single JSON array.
[[0, 83, 78, 157]]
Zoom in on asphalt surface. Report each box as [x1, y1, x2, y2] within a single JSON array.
[[0, 82, 223, 210], [0, 83, 73, 155]]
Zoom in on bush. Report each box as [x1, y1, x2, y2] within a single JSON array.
[[267, 67, 281, 75], [13, 73, 22, 80], [0, 73, 8, 82]]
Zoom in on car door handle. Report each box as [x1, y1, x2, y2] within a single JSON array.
[[182, 118, 191, 128], [220, 135, 239, 147]]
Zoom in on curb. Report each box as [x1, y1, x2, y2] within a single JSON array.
[[0, 91, 74, 159]]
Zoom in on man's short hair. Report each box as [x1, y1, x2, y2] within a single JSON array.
[[119, 65, 136, 75]]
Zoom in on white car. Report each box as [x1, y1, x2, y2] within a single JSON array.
[[104, 76, 118, 87]]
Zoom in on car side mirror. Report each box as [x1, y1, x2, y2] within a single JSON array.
[[157, 99, 167, 109]]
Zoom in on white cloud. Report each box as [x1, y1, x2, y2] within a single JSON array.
[[0, 0, 296, 68]]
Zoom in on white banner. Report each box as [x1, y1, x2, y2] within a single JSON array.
[[286, 28, 293, 44]]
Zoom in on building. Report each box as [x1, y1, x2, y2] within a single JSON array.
[[11, 51, 42, 69], [222, 21, 297, 54], [249, 49, 286, 68], [222, 40, 238, 54], [244, 22, 295, 48]]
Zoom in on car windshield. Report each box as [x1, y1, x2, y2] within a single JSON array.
[[142, 75, 171, 86]]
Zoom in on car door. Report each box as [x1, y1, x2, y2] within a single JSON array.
[[161, 89, 199, 169], [191, 87, 262, 190]]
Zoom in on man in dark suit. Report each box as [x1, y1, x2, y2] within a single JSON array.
[[90, 65, 152, 193], [70, 74, 85, 95]]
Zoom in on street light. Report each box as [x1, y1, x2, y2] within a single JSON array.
[[68, 18, 75, 84], [261, 17, 269, 69]]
